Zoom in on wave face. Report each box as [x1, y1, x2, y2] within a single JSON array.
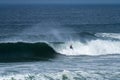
[[0, 42, 57, 62]]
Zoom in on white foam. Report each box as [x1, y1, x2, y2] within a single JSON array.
[[0, 70, 119, 80], [51, 39, 120, 56]]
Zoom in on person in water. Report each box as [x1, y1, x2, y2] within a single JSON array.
[[70, 45, 73, 49]]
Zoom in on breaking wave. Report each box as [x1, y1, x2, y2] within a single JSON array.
[[0, 32, 120, 62]]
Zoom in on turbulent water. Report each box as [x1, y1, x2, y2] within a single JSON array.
[[0, 5, 120, 80]]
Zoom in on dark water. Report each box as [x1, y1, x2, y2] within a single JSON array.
[[0, 5, 120, 80]]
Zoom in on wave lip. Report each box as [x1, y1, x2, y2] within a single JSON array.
[[0, 42, 57, 62]]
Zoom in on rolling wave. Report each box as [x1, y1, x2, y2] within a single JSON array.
[[0, 32, 120, 62]]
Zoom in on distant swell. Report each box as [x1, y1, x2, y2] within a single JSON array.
[[0, 42, 57, 62]]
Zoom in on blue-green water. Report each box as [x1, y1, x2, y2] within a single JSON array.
[[0, 5, 120, 80]]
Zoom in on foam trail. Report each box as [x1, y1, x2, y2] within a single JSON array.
[[51, 39, 120, 56]]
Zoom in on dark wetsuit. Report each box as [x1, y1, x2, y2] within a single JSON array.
[[70, 45, 73, 49]]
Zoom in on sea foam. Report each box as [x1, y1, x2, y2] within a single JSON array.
[[0, 70, 119, 80]]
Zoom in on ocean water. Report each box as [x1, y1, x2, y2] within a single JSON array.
[[0, 5, 120, 80]]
